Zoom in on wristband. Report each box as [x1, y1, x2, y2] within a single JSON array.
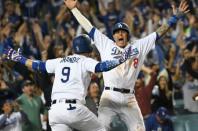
[[167, 15, 179, 27], [20, 57, 27, 65]]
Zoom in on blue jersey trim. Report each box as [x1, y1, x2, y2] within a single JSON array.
[[168, 15, 178, 27], [95, 60, 120, 73], [88, 28, 96, 40], [156, 32, 160, 41]]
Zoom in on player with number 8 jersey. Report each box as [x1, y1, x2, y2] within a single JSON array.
[[64, 0, 190, 130]]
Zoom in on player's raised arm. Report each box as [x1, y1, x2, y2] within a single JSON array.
[[64, 0, 93, 33], [3, 47, 47, 72], [64, 0, 113, 53], [156, 0, 190, 39]]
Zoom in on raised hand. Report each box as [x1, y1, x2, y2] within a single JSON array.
[[156, 0, 190, 39], [64, 0, 77, 10], [4, 47, 23, 62], [172, 0, 190, 18]]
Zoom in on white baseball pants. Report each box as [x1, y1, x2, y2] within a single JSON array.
[[49, 101, 106, 131], [98, 90, 145, 131]]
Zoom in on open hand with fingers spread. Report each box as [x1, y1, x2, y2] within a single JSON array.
[[4, 47, 23, 62], [64, 0, 78, 10], [172, 0, 190, 18], [156, 0, 190, 38]]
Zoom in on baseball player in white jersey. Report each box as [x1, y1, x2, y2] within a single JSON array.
[[64, 0, 190, 130], [3, 34, 133, 131]]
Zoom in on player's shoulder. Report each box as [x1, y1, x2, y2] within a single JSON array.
[[46, 58, 62, 63], [130, 32, 157, 45], [80, 56, 98, 65]]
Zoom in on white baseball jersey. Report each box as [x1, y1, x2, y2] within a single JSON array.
[[45, 54, 98, 103], [90, 28, 157, 131], [0, 112, 22, 131], [46, 54, 106, 131], [91, 28, 157, 90]]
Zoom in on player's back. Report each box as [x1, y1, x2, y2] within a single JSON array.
[[45, 54, 98, 103]]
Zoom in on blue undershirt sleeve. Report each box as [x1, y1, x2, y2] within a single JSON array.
[[95, 59, 121, 73], [88, 27, 96, 40], [32, 60, 46, 72], [19, 57, 47, 72]]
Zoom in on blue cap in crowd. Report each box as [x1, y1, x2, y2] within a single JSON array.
[[156, 107, 170, 121]]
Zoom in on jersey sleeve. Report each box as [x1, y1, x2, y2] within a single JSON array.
[[82, 57, 99, 73], [88, 28, 114, 53], [45, 58, 61, 73], [134, 32, 157, 57]]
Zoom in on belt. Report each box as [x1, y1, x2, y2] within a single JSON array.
[[52, 99, 77, 104], [105, 87, 134, 94]]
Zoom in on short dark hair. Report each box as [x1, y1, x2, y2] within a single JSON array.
[[22, 80, 34, 88], [3, 99, 13, 105]]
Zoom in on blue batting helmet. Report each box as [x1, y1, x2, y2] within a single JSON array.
[[112, 22, 131, 41], [72, 34, 93, 54]]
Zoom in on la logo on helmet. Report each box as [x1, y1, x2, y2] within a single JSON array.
[[118, 23, 122, 28]]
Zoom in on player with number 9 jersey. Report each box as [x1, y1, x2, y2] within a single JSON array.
[[4, 34, 132, 131], [46, 54, 99, 104]]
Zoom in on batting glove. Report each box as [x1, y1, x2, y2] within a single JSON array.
[[4, 47, 23, 62]]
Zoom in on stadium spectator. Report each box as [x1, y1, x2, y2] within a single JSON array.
[[135, 65, 158, 119], [182, 72, 198, 112], [152, 75, 173, 113], [0, 78, 17, 108], [145, 106, 174, 131], [0, 99, 28, 131], [86, 81, 101, 116], [16, 80, 48, 131], [0, 0, 197, 130], [98, 0, 121, 38]]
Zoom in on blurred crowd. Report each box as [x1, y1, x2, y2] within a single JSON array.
[[0, 0, 197, 131]]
